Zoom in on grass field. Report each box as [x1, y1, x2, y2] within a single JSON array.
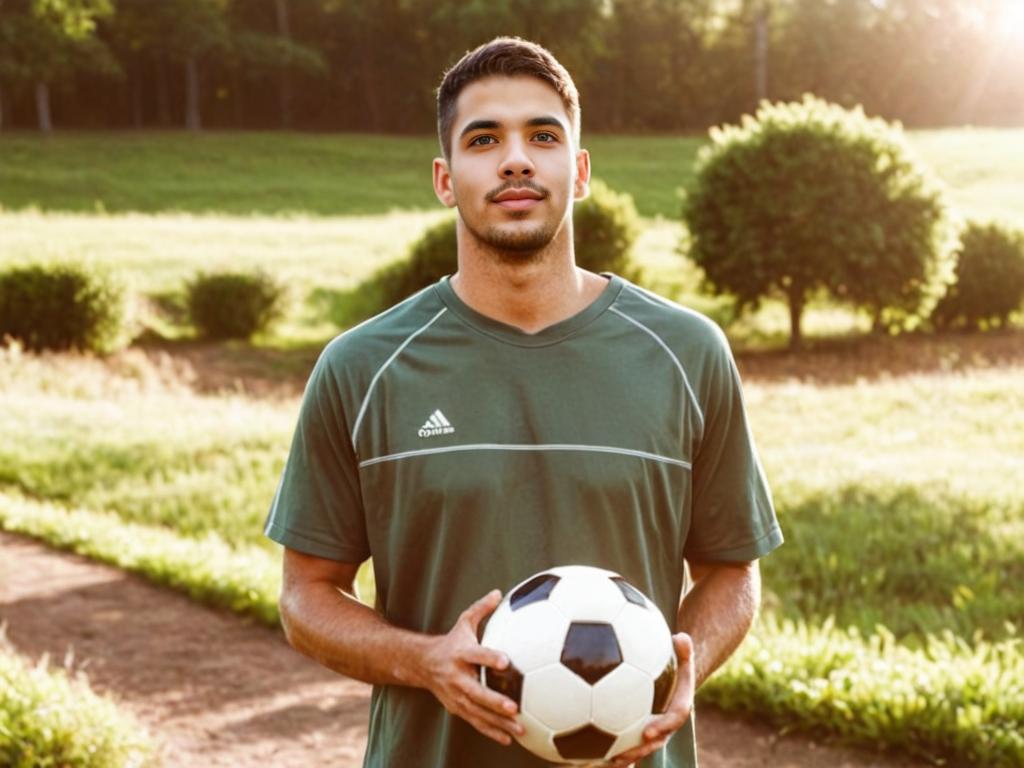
[[2, 129, 1023, 223], [1, 130, 1023, 765]]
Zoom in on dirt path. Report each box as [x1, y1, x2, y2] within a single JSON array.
[[0, 531, 928, 768]]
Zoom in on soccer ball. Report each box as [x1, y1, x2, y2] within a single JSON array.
[[479, 565, 677, 764]]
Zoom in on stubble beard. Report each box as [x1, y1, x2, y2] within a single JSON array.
[[461, 212, 563, 264]]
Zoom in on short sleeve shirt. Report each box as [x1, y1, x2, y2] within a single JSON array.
[[264, 273, 783, 768]]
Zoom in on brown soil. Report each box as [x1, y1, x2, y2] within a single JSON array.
[[0, 532, 931, 768]]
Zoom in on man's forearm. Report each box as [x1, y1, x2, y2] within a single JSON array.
[[676, 561, 760, 688], [280, 581, 435, 689]]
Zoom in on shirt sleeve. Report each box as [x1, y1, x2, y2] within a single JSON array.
[[683, 331, 783, 563], [263, 347, 370, 563]]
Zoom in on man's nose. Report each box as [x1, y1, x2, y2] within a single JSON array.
[[498, 139, 534, 177]]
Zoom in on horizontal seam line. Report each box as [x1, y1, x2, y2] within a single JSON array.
[[358, 443, 692, 469]]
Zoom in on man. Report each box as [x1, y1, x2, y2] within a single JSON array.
[[264, 37, 782, 768]]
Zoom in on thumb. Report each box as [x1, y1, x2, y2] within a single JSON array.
[[461, 589, 502, 631], [674, 632, 694, 663]]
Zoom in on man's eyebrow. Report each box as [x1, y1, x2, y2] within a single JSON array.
[[459, 119, 500, 139], [458, 116, 567, 140], [526, 116, 566, 132]]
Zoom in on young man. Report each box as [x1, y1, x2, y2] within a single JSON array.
[[264, 37, 782, 768]]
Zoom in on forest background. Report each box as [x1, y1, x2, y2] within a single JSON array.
[[1, 0, 1023, 136]]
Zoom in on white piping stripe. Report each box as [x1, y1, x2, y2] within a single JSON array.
[[358, 443, 692, 469], [608, 306, 705, 433], [351, 307, 447, 446]]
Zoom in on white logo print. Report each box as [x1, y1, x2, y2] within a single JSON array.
[[418, 409, 455, 438]]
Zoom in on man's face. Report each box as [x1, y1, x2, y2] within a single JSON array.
[[433, 76, 590, 259]]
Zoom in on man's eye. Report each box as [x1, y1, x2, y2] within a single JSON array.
[[534, 132, 557, 142], [470, 135, 496, 146]]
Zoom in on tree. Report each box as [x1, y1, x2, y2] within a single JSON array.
[[0, 0, 119, 131], [684, 96, 956, 348]]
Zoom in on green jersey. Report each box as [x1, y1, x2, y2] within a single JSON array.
[[265, 273, 782, 768]]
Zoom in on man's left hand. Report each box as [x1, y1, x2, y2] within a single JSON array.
[[607, 632, 695, 768]]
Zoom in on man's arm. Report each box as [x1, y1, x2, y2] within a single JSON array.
[[680, 559, 761, 687], [609, 559, 761, 767], [278, 547, 524, 745]]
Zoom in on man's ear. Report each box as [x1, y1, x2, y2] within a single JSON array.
[[573, 148, 591, 201], [433, 157, 457, 208]]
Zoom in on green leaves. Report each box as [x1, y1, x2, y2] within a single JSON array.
[[0, 634, 156, 768]]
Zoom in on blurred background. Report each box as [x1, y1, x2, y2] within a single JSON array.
[[1, 0, 1023, 134], [1, 2, 1023, 768]]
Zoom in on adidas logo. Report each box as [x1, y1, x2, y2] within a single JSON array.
[[418, 409, 455, 438]]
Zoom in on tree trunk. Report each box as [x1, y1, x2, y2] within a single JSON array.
[[185, 55, 201, 131], [36, 81, 53, 133], [156, 55, 171, 126], [130, 60, 144, 129], [788, 288, 804, 350], [754, 0, 769, 105], [275, 0, 293, 129]]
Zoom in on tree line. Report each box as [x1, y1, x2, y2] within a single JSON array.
[[1, 0, 1022, 135]]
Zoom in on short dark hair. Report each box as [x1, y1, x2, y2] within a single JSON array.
[[436, 37, 581, 159]]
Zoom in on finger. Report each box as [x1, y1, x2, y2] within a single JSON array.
[[644, 634, 695, 738], [460, 589, 502, 631], [463, 674, 519, 715], [459, 698, 523, 738], [460, 643, 509, 671], [611, 737, 669, 766], [673, 632, 694, 662]]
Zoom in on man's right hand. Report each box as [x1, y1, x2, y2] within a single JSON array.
[[421, 589, 525, 746]]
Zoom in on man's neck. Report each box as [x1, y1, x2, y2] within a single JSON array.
[[450, 229, 609, 335]]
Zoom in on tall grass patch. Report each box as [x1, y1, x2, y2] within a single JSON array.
[[0, 638, 156, 768]]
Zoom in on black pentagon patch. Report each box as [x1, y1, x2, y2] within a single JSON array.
[[561, 622, 622, 685], [554, 724, 617, 760], [483, 662, 524, 708], [510, 573, 561, 611], [652, 655, 678, 713], [611, 576, 647, 607]]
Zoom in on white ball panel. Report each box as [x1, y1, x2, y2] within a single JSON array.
[[488, 601, 570, 673], [613, 602, 674, 677], [548, 570, 627, 623], [521, 664, 592, 733], [591, 663, 655, 732], [515, 709, 562, 764], [546, 564, 619, 580], [479, 599, 514, 647], [605, 713, 653, 760]]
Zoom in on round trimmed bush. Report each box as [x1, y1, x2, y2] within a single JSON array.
[[684, 95, 956, 348], [336, 179, 641, 325], [0, 261, 129, 353], [931, 221, 1024, 330], [572, 178, 642, 277], [186, 270, 285, 340]]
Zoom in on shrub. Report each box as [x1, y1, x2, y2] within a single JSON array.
[[334, 179, 641, 326], [186, 270, 285, 340], [683, 95, 956, 348], [0, 640, 156, 767], [931, 221, 1024, 330], [572, 178, 642, 277], [0, 261, 129, 353]]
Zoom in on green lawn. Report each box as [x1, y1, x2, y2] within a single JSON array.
[[2, 129, 1023, 224]]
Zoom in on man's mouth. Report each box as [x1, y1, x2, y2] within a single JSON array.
[[489, 185, 547, 211]]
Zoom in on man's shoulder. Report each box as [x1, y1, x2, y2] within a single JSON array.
[[610, 278, 730, 360], [319, 282, 447, 371]]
